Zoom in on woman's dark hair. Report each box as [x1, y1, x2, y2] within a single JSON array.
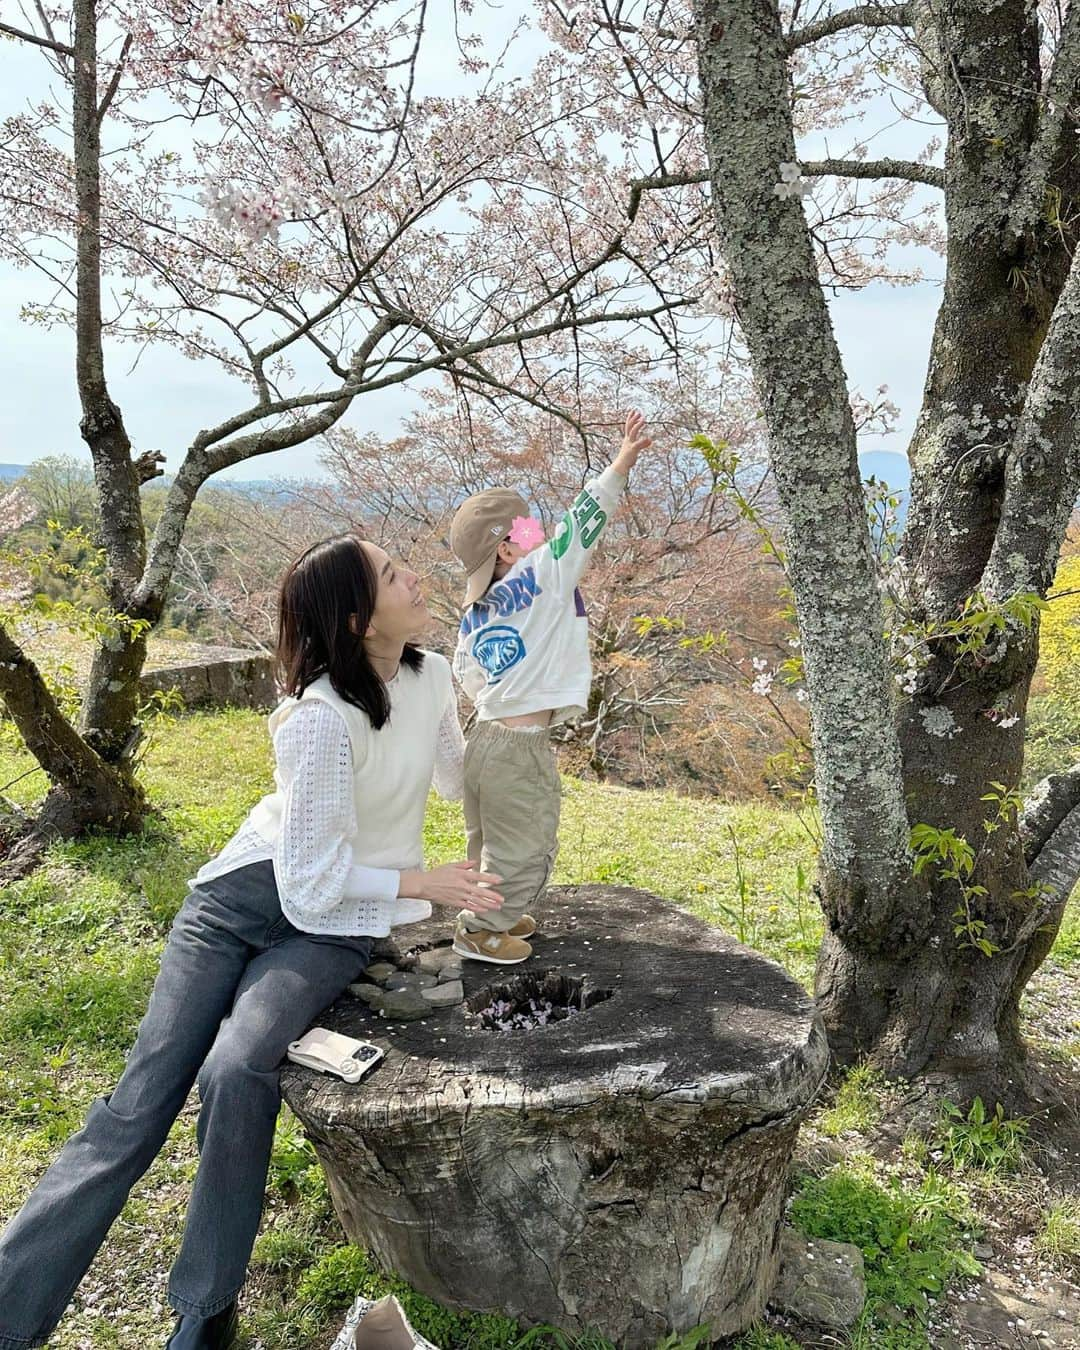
[[276, 534, 423, 729]]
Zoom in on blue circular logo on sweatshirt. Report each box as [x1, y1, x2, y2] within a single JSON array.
[[473, 626, 526, 682]]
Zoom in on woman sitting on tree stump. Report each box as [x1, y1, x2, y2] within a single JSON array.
[[0, 536, 502, 1350]]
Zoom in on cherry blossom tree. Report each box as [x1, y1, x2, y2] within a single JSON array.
[[314, 350, 811, 780], [8, 0, 1073, 1101], [667, 0, 1080, 1102], [501, 0, 1080, 1100], [0, 0, 707, 855]]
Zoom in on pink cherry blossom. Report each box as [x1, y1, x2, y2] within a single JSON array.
[[0, 487, 37, 538]]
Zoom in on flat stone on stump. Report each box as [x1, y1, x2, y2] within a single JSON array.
[[281, 885, 827, 1346], [376, 989, 429, 1021], [416, 947, 463, 979], [421, 980, 464, 1008]]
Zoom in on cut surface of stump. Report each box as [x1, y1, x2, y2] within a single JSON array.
[[282, 885, 828, 1346]]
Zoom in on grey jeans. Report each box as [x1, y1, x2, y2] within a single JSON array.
[[0, 860, 372, 1346]]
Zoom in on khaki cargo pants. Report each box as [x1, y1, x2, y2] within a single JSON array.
[[460, 719, 561, 933]]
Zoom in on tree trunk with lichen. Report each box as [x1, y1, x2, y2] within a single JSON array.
[[0, 627, 146, 873], [3, 0, 716, 856], [694, 0, 1080, 1104], [0, 0, 153, 861]]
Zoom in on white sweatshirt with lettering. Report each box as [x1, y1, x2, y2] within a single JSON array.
[[452, 465, 626, 724]]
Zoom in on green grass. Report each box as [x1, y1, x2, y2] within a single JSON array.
[[1034, 1198, 1080, 1267], [1052, 913, 1080, 966], [288, 1246, 522, 1347], [1022, 692, 1080, 791], [819, 1064, 890, 1139], [729, 1331, 802, 1350], [789, 1161, 982, 1345]]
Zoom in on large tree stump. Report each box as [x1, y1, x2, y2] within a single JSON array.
[[282, 886, 827, 1346]]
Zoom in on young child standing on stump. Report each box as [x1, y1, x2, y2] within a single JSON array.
[[448, 411, 652, 964]]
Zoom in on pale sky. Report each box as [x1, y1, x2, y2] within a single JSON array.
[[0, 13, 941, 482]]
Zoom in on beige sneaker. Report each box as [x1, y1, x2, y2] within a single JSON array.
[[508, 914, 537, 939], [453, 927, 532, 964]]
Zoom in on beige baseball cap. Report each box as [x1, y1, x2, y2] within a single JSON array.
[[450, 487, 531, 607]]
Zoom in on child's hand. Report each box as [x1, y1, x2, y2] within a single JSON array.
[[613, 410, 652, 475]]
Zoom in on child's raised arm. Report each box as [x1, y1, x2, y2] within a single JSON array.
[[533, 411, 652, 595], [611, 409, 652, 478]]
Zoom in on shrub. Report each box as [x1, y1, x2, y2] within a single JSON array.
[[936, 1097, 1027, 1174]]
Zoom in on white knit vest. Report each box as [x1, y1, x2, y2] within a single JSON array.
[[249, 653, 451, 872]]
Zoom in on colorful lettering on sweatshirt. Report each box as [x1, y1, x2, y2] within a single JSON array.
[[472, 626, 526, 682], [550, 486, 607, 560], [458, 565, 544, 638]]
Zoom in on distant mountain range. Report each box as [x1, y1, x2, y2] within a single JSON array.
[[0, 463, 280, 494], [0, 452, 916, 516]]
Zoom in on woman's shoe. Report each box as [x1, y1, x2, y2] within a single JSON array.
[[165, 1301, 239, 1350]]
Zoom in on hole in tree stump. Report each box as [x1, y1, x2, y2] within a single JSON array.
[[466, 967, 614, 1031]]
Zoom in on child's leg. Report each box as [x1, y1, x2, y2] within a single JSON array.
[[463, 727, 484, 865], [460, 722, 560, 935]]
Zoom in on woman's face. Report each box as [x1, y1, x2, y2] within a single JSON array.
[[359, 542, 429, 642]]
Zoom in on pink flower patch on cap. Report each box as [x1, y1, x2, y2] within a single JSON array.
[[508, 515, 545, 549]]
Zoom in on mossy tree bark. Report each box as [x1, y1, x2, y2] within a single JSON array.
[[693, 0, 1080, 1102]]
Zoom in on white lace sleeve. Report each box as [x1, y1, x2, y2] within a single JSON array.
[[432, 687, 465, 801], [272, 702, 400, 928]]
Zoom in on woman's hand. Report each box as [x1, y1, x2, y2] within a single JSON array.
[[398, 861, 504, 914]]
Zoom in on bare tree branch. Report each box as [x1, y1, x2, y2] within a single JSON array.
[[785, 3, 913, 53], [630, 170, 711, 199], [133, 449, 166, 485], [132, 310, 405, 612], [236, 296, 693, 426], [802, 156, 944, 188], [633, 159, 944, 195], [551, 1, 913, 58], [1022, 763, 1080, 868], [544, 3, 684, 44], [0, 19, 73, 56], [97, 33, 133, 124]]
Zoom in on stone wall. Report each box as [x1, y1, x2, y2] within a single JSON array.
[[139, 650, 276, 711]]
